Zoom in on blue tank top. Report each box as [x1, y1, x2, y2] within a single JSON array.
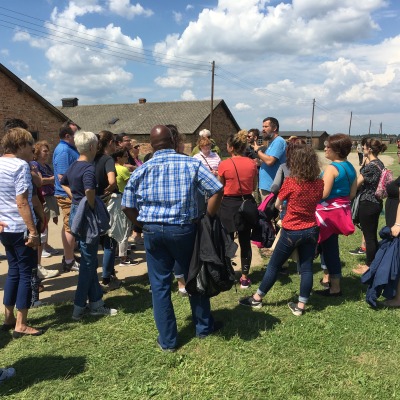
[[324, 161, 356, 200]]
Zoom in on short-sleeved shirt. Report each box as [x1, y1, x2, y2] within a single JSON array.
[[53, 140, 79, 197], [278, 177, 324, 230], [259, 136, 287, 191], [94, 154, 116, 197], [0, 157, 35, 232], [115, 163, 131, 193], [122, 149, 222, 224], [193, 151, 221, 172], [218, 156, 257, 196], [323, 161, 356, 200], [360, 159, 384, 204], [60, 161, 96, 205]]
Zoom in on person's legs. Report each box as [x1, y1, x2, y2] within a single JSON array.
[[101, 235, 117, 280], [143, 223, 177, 349], [297, 227, 319, 308], [57, 196, 76, 262], [74, 238, 102, 309], [319, 234, 341, 294], [358, 201, 382, 267], [238, 225, 252, 279], [256, 228, 296, 297]]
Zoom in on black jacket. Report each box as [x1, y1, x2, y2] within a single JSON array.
[[186, 214, 238, 298]]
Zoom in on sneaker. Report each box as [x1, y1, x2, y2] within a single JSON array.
[[63, 258, 80, 272], [37, 265, 59, 280], [119, 258, 140, 267], [45, 245, 59, 255], [41, 249, 52, 258], [89, 305, 118, 317], [101, 277, 122, 292], [178, 288, 189, 297], [238, 295, 262, 308], [288, 302, 305, 316], [72, 306, 87, 321], [349, 247, 366, 256], [0, 367, 16, 383], [239, 277, 251, 289], [31, 300, 45, 308]]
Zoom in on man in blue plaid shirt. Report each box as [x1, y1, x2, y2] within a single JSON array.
[[122, 125, 223, 351]]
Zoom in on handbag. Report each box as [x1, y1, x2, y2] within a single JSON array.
[[230, 159, 259, 229]]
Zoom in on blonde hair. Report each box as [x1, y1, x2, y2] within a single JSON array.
[[74, 131, 98, 154], [227, 130, 248, 155], [1, 128, 33, 154]]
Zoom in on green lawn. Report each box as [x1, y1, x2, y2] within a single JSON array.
[[1, 158, 400, 399]]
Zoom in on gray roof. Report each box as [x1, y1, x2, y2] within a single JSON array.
[[57, 99, 238, 135], [280, 131, 328, 138]]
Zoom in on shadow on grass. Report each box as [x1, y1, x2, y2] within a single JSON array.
[[0, 355, 86, 395]]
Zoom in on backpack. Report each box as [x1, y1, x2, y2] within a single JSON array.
[[373, 162, 393, 200]]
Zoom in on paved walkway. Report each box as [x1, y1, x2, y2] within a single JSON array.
[[0, 151, 394, 311]]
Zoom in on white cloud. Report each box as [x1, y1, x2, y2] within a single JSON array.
[[235, 102, 251, 110], [10, 61, 29, 73], [107, 0, 153, 19], [181, 90, 196, 100], [186, 5, 194, 11], [154, 75, 192, 88], [0, 49, 9, 56], [173, 11, 183, 23]]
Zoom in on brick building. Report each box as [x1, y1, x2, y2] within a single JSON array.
[[0, 63, 68, 150], [58, 98, 240, 156]]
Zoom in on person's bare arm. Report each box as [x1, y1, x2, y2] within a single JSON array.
[[85, 188, 95, 209], [122, 207, 142, 228], [31, 194, 45, 233], [61, 184, 73, 199], [322, 165, 338, 199], [207, 189, 223, 217], [41, 176, 55, 185], [104, 171, 117, 195], [391, 191, 400, 237], [16, 191, 39, 247]]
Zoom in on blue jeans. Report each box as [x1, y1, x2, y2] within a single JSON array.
[[70, 204, 103, 310], [101, 235, 117, 279], [1, 232, 36, 309], [143, 223, 214, 349], [257, 226, 319, 304], [320, 234, 341, 278]]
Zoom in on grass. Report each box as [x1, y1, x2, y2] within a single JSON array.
[[1, 157, 400, 399]]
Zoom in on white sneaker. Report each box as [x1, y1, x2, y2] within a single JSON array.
[[37, 265, 59, 280], [0, 367, 16, 383], [89, 306, 118, 317], [41, 249, 52, 258]]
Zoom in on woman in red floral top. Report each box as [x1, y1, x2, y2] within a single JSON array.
[[239, 145, 324, 315]]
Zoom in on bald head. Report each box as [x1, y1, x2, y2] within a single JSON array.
[[150, 125, 174, 152]]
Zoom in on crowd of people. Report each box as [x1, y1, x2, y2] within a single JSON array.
[[0, 116, 399, 356]]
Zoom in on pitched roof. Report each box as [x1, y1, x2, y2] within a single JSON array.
[[58, 99, 239, 135], [280, 131, 328, 138], [0, 63, 69, 122]]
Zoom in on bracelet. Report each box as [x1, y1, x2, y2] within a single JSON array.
[[395, 223, 400, 227]]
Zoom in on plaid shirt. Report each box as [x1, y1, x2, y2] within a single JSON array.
[[122, 149, 223, 224]]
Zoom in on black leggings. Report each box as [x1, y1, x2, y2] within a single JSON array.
[[230, 227, 252, 276], [359, 200, 382, 266]]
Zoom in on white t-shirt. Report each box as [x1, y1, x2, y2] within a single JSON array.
[[0, 157, 34, 233]]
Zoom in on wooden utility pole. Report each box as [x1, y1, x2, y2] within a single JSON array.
[[210, 61, 215, 133], [310, 98, 315, 146], [368, 120, 371, 136], [348, 111, 352, 135], [380, 122, 383, 141]]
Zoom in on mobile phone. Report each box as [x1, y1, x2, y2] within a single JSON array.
[[257, 138, 263, 145]]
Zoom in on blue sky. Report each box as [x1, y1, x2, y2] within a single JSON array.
[[1, 0, 400, 135]]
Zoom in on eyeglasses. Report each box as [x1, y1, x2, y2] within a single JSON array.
[[133, 145, 140, 149]]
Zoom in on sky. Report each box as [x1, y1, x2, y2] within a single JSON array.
[[1, 0, 400, 136]]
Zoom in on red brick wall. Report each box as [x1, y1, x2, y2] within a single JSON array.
[[0, 71, 66, 153]]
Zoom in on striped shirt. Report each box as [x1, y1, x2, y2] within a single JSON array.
[[193, 151, 221, 172], [0, 157, 35, 233], [122, 149, 223, 224]]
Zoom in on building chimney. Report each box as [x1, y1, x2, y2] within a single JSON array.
[[61, 98, 79, 107], [138, 98, 147, 104]]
